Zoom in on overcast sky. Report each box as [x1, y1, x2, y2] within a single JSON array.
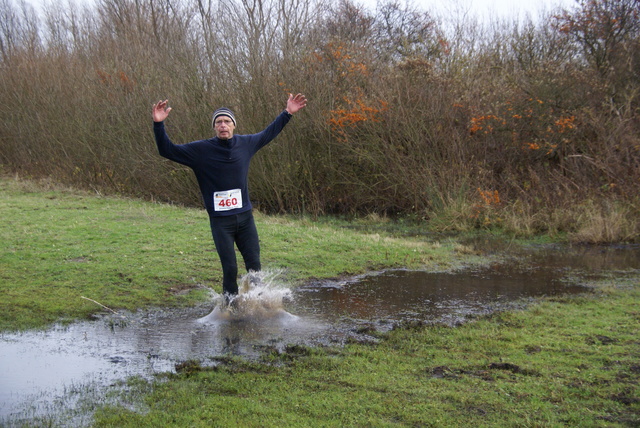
[[26, 0, 575, 21], [361, 0, 574, 20]]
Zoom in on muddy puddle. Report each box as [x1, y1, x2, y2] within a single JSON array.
[[1, 243, 638, 426]]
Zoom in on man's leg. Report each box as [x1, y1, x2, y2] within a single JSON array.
[[209, 215, 239, 295], [235, 210, 261, 273]]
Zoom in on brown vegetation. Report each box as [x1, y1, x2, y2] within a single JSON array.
[[0, 0, 638, 241]]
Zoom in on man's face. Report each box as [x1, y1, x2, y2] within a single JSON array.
[[214, 115, 235, 140]]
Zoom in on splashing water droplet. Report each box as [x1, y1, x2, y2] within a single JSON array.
[[197, 270, 295, 323]]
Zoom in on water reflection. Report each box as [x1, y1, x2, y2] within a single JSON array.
[[293, 267, 586, 326], [466, 239, 640, 272]]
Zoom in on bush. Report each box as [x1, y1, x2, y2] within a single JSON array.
[[0, 0, 638, 240]]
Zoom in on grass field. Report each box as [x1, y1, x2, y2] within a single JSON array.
[[1, 176, 468, 331], [2, 176, 638, 427]]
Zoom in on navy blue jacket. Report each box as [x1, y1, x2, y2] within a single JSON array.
[[154, 110, 292, 216]]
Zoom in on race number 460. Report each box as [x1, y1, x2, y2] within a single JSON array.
[[213, 189, 243, 211]]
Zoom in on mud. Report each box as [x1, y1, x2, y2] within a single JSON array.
[[1, 243, 638, 426]]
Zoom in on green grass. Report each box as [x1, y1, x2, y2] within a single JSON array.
[[0, 177, 465, 331], [2, 178, 212, 329]]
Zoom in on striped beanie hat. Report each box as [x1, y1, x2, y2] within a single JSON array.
[[212, 107, 236, 128]]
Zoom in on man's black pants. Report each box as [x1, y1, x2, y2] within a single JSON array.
[[208, 210, 261, 295]]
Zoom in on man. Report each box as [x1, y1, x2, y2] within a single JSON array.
[[152, 93, 307, 303]]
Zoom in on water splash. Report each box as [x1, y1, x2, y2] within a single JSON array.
[[198, 270, 295, 323]]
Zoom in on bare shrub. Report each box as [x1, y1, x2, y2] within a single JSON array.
[[0, 0, 638, 239], [570, 200, 640, 243]]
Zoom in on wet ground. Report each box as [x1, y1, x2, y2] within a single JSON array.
[[1, 242, 638, 425]]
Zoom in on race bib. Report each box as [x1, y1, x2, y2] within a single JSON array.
[[213, 189, 243, 211]]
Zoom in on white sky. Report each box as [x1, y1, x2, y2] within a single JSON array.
[[360, 0, 574, 20], [26, 0, 574, 21]]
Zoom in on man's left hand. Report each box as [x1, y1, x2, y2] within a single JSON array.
[[286, 93, 307, 114]]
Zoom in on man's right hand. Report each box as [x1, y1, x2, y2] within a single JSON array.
[[152, 99, 172, 122]]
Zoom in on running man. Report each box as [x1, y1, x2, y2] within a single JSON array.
[[152, 93, 307, 302]]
